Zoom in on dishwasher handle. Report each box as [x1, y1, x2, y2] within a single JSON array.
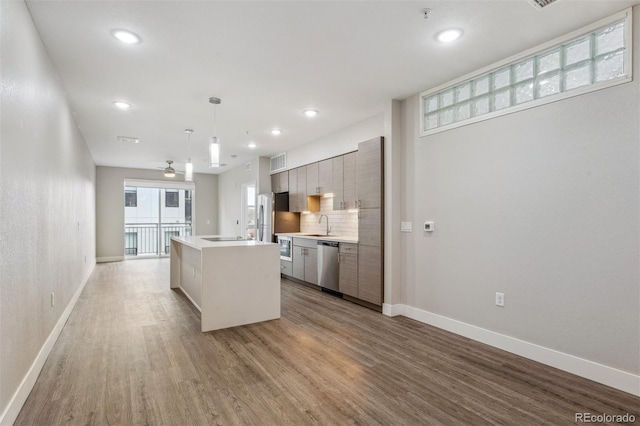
[[317, 241, 339, 248]]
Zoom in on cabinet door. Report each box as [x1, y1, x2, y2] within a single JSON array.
[[271, 174, 280, 194], [332, 156, 344, 210], [304, 247, 318, 285], [343, 152, 357, 209], [356, 137, 383, 209], [339, 253, 358, 297], [292, 245, 305, 280], [358, 245, 382, 306], [306, 163, 319, 195], [279, 171, 289, 193], [288, 168, 298, 212], [358, 208, 381, 247], [297, 166, 308, 211], [318, 159, 333, 194]]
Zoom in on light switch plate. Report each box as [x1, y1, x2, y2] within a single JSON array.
[[424, 221, 435, 232], [401, 222, 412, 232]]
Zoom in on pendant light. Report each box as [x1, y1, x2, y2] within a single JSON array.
[[209, 97, 221, 168], [184, 129, 194, 182]]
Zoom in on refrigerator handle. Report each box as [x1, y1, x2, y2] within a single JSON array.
[[257, 204, 264, 241]]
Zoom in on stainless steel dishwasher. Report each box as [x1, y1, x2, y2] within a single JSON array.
[[317, 240, 339, 291]]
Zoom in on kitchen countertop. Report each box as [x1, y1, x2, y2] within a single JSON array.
[[172, 235, 276, 250], [275, 233, 358, 244]]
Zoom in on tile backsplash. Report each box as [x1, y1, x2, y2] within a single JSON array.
[[300, 196, 358, 238]]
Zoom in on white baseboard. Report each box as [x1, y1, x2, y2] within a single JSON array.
[[0, 261, 96, 426], [96, 256, 124, 263], [383, 303, 640, 397]]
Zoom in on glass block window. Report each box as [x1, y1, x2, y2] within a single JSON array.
[[420, 13, 630, 135]]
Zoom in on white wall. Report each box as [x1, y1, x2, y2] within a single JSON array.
[[285, 114, 384, 169], [397, 7, 640, 382], [217, 159, 260, 237], [96, 167, 217, 261], [0, 1, 96, 422]]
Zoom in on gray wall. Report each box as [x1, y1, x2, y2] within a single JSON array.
[[399, 7, 640, 374], [96, 167, 217, 260], [0, 0, 96, 419]]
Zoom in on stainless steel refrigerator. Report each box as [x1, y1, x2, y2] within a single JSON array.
[[256, 193, 300, 242]]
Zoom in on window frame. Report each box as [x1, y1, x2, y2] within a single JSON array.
[[124, 188, 137, 207], [419, 8, 632, 137], [165, 189, 179, 208]]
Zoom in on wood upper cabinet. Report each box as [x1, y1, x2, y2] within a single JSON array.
[[297, 166, 307, 211], [356, 137, 383, 209], [271, 171, 289, 194], [342, 152, 356, 209], [332, 155, 344, 210], [318, 159, 333, 194], [332, 152, 356, 210], [288, 168, 298, 212], [306, 163, 319, 195], [306, 160, 332, 195]]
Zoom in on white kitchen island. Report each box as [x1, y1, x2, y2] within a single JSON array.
[[170, 235, 280, 332]]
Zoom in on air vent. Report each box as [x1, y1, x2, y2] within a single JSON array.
[[528, 0, 558, 9], [270, 153, 287, 173]]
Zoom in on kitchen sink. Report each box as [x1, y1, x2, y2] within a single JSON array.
[[300, 233, 329, 237]]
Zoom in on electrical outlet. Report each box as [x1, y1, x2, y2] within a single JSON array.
[[495, 292, 505, 307], [424, 221, 435, 232], [51, 292, 55, 307], [401, 222, 412, 232]]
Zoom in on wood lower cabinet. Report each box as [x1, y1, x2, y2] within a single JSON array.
[[338, 243, 358, 297], [357, 245, 382, 305], [292, 238, 318, 284]]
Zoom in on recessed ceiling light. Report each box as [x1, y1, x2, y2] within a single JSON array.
[[271, 129, 282, 136], [303, 109, 319, 118], [113, 101, 131, 110], [248, 142, 257, 149], [117, 136, 139, 143], [111, 29, 141, 44], [435, 28, 463, 43]]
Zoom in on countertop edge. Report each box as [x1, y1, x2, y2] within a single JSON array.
[[275, 233, 358, 244]]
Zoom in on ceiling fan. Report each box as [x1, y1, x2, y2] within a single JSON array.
[[156, 160, 184, 177]]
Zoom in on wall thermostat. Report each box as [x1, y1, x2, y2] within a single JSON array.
[[424, 221, 435, 232]]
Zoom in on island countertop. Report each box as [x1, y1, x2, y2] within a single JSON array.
[[172, 235, 277, 250]]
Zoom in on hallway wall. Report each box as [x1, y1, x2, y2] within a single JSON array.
[[0, 1, 96, 422]]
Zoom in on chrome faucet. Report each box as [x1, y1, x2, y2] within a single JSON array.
[[319, 214, 331, 236]]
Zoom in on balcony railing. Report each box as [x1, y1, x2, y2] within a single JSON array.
[[125, 223, 192, 256]]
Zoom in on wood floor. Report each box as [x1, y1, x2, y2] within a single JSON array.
[[16, 259, 639, 425]]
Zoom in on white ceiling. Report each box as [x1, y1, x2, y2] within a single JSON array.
[[25, 0, 638, 174]]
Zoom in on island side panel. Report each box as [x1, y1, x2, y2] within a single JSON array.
[[170, 239, 181, 289], [201, 243, 280, 332], [178, 243, 203, 310]]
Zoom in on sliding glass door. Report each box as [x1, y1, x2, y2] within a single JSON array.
[[124, 181, 194, 257]]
